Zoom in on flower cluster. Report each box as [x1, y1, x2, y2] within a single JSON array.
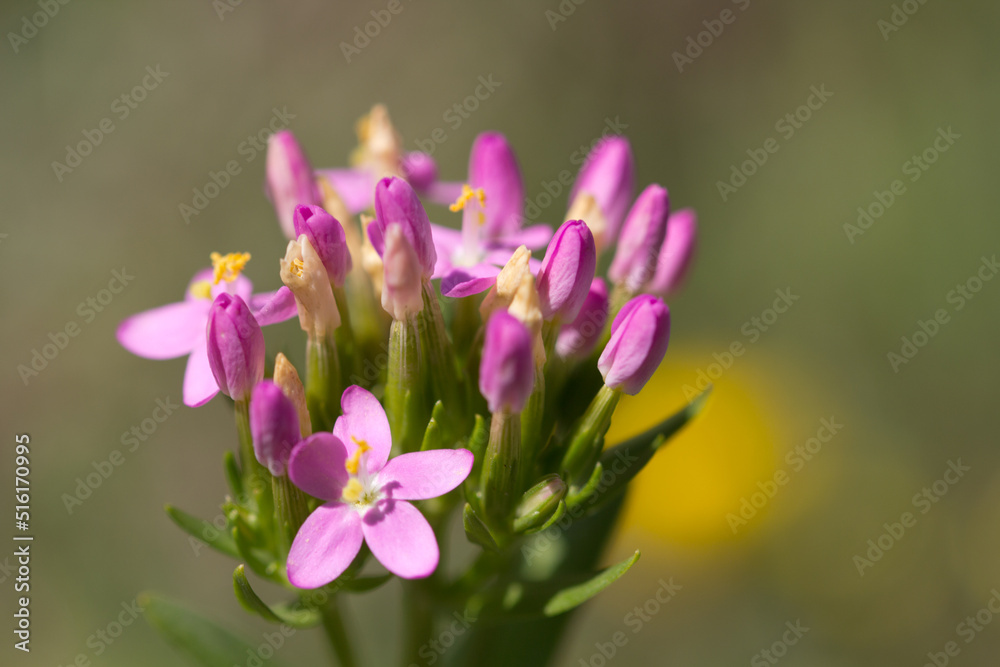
[[121, 105, 701, 664]]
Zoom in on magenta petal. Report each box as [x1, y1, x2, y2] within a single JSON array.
[[183, 339, 220, 407], [425, 181, 465, 207], [362, 500, 438, 579], [117, 300, 207, 360], [502, 225, 552, 250], [440, 265, 501, 298], [377, 449, 474, 500], [249, 287, 298, 326], [288, 433, 350, 501], [317, 168, 374, 214], [287, 503, 364, 589], [333, 386, 392, 472]]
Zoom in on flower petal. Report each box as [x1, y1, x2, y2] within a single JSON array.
[[117, 301, 207, 360], [361, 500, 438, 579], [287, 502, 363, 589], [333, 386, 392, 472], [376, 449, 474, 500], [183, 338, 220, 407], [249, 287, 298, 326], [288, 433, 350, 501], [501, 224, 552, 250], [440, 265, 501, 298], [425, 181, 465, 207], [317, 168, 374, 214]]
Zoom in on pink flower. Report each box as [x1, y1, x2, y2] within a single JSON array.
[[286, 386, 473, 587], [116, 264, 297, 407], [598, 295, 671, 395]]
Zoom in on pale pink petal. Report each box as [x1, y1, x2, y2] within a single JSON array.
[[501, 224, 552, 250], [333, 386, 392, 472], [361, 500, 438, 579], [213, 273, 254, 303], [116, 300, 208, 360], [183, 338, 220, 407], [288, 433, 350, 501], [425, 181, 465, 207], [376, 449, 473, 500], [440, 265, 502, 298], [317, 168, 374, 214], [287, 502, 364, 589], [249, 287, 298, 326]]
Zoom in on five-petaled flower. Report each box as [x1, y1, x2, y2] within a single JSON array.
[[286, 386, 473, 587]]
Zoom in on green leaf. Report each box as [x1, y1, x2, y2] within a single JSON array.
[[463, 502, 500, 552], [231, 526, 279, 582], [223, 451, 242, 499], [233, 565, 320, 627], [165, 505, 239, 560], [141, 592, 287, 667], [487, 550, 641, 619]]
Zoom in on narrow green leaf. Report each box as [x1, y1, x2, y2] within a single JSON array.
[[141, 592, 286, 667], [165, 505, 239, 560], [420, 401, 447, 451], [463, 502, 500, 552], [231, 526, 279, 582], [233, 565, 320, 628], [542, 550, 641, 616], [223, 451, 243, 499]]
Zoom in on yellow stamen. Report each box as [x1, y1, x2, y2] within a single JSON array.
[[449, 184, 487, 225], [188, 280, 213, 300], [342, 478, 364, 503], [210, 252, 252, 285], [344, 436, 371, 475], [290, 258, 306, 278]]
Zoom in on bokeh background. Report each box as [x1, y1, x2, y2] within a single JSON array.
[[2, 0, 999, 665]]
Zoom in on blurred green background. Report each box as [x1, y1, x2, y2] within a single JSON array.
[[2, 0, 998, 665]]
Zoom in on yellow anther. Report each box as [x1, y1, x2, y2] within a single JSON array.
[[342, 478, 364, 503], [188, 280, 213, 300], [210, 252, 252, 285], [344, 436, 371, 475], [290, 258, 306, 277], [449, 185, 487, 223]]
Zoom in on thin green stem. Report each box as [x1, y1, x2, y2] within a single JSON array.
[[320, 597, 357, 667]]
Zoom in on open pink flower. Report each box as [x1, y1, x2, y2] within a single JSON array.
[[287, 386, 473, 587], [116, 264, 297, 407]]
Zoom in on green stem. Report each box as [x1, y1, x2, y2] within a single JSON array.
[[333, 285, 361, 387], [234, 400, 274, 546], [386, 318, 425, 454], [481, 411, 521, 532], [306, 332, 341, 432], [402, 579, 434, 667], [560, 385, 622, 484], [320, 597, 357, 667], [271, 473, 309, 557]]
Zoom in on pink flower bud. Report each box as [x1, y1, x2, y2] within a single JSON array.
[[381, 224, 424, 321], [206, 293, 265, 402], [608, 185, 670, 292], [249, 380, 301, 476], [293, 205, 352, 287], [266, 130, 321, 239], [371, 177, 437, 277], [649, 208, 698, 297], [598, 295, 670, 395], [556, 278, 609, 359], [569, 137, 635, 245], [401, 151, 438, 192], [469, 131, 524, 238], [479, 311, 535, 414], [536, 220, 597, 322]]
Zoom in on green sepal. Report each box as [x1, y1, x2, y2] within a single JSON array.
[[463, 503, 500, 552], [165, 505, 239, 560], [463, 415, 489, 508], [223, 451, 243, 499], [141, 592, 288, 667], [483, 550, 641, 620], [420, 401, 447, 451], [231, 526, 280, 583], [233, 564, 321, 628], [519, 499, 566, 536]]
